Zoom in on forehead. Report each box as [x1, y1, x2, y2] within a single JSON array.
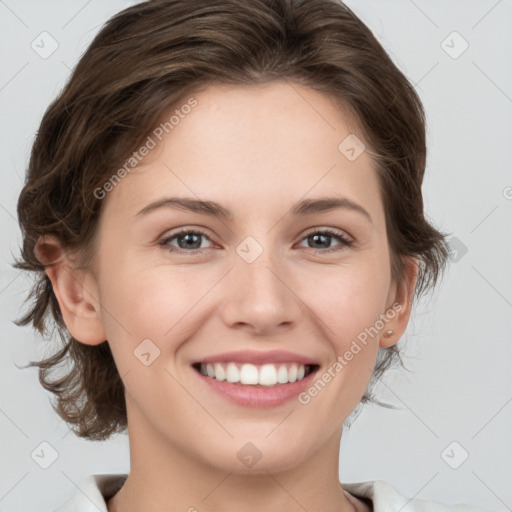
[[101, 80, 382, 222]]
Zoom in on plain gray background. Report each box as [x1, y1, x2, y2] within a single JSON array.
[[1, 1, 511, 511]]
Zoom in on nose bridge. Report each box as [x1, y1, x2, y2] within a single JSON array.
[[238, 244, 282, 295], [220, 233, 302, 332], [236, 234, 287, 300]]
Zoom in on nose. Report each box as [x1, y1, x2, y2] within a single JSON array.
[[219, 244, 303, 335]]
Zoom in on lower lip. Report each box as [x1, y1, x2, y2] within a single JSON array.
[[192, 366, 319, 408]]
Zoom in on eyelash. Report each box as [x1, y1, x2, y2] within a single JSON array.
[[158, 227, 354, 255]]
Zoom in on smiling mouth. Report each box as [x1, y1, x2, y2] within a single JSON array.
[[192, 362, 319, 387]]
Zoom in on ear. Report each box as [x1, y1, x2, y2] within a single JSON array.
[[35, 234, 107, 345], [379, 256, 419, 348]]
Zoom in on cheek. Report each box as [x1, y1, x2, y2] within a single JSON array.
[[301, 258, 391, 398], [305, 269, 388, 387], [309, 260, 391, 342], [97, 266, 196, 368]]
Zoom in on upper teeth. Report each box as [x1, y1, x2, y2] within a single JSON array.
[[199, 362, 309, 386]]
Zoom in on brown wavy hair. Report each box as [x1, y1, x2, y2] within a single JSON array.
[[13, 0, 450, 441]]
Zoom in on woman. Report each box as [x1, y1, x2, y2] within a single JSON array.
[[14, 0, 485, 510]]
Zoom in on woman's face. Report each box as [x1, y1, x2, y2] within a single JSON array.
[[88, 80, 410, 473]]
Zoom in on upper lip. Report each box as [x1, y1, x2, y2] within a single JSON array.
[[193, 350, 319, 366]]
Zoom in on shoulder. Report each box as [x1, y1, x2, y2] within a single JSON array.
[[342, 480, 489, 512], [52, 474, 490, 512], [52, 473, 128, 512]]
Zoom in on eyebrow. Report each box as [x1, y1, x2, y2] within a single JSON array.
[[135, 196, 372, 223]]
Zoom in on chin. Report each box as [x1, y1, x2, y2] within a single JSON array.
[[196, 436, 310, 475]]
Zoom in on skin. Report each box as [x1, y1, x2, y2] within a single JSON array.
[[38, 80, 417, 512]]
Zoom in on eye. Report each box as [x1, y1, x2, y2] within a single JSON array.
[[297, 228, 354, 253], [159, 228, 214, 254], [159, 227, 354, 255]]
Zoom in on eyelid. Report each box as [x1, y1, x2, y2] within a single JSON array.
[[158, 225, 355, 255], [159, 226, 215, 248], [297, 227, 354, 253], [301, 226, 354, 242]]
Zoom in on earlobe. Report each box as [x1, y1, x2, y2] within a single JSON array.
[[379, 257, 419, 348], [35, 235, 107, 346]]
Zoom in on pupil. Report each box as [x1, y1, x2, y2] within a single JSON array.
[[311, 234, 328, 248], [180, 233, 200, 249]]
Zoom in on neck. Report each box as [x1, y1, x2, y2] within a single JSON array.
[[107, 402, 363, 512]]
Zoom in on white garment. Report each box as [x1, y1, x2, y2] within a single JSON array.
[[52, 473, 487, 512]]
